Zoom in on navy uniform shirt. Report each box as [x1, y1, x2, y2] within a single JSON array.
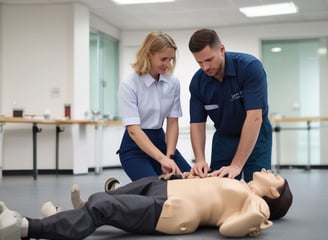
[[189, 52, 269, 136]]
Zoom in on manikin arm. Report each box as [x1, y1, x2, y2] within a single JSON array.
[[219, 211, 272, 237], [219, 197, 272, 237]]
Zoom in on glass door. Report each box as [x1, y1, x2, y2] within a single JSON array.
[[262, 38, 327, 166], [89, 30, 119, 119]]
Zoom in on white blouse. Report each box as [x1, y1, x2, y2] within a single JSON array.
[[119, 72, 183, 129]]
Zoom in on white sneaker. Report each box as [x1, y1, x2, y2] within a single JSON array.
[[0, 201, 21, 240], [104, 177, 120, 193], [71, 184, 84, 209], [41, 201, 61, 218]]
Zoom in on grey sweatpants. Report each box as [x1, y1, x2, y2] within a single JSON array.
[[26, 177, 167, 240]]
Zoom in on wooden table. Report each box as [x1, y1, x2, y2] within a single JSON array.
[[0, 117, 121, 179], [270, 116, 328, 171]]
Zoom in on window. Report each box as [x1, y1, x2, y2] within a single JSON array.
[[262, 38, 320, 118], [262, 38, 328, 165], [89, 30, 119, 119]]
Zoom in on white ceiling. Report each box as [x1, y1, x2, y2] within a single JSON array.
[[1, 0, 328, 31]]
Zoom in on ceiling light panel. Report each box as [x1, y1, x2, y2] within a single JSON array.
[[240, 2, 298, 17], [112, 0, 175, 5]]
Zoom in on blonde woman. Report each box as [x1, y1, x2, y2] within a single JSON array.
[[118, 32, 191, 181]]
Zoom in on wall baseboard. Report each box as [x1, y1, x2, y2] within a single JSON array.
[[273, 165, 328, 170], [2, 169, 73, 176], [1, 166, 123, 177]]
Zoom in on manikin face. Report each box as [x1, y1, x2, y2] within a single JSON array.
[[149, 47, 175, 80], [249, 169, 285, 198], [192, 44, 225, 80]]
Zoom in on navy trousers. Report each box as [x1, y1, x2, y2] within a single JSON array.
[[210, 119, 272, 182], [119, 128, 191, 181]]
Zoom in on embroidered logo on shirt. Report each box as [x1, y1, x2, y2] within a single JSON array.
[[230, 91, 243, 101]]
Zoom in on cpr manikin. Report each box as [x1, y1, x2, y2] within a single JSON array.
[[157, 175, 273, 236], [0, 169, 292, 239]]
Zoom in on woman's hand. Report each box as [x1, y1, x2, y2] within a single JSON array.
[[160, 156, 182, 175]]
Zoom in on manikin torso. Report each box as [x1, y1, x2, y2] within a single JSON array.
[[155, 177, 271, 237]]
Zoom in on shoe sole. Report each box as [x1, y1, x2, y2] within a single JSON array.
[[104, 177, 120, 193]]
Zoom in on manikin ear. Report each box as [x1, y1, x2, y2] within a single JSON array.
[[270, 187, 280, 198], [260, 220, 273, 230]]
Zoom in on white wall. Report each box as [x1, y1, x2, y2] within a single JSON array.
[[2, 4, 71, 116], [0, 4, 2, 113], [0, 4, 3, 177], [89, 13, 120, 40], [0, 2, 101, 173]]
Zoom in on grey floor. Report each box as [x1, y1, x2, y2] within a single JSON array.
[[1, 168, 327, 240]]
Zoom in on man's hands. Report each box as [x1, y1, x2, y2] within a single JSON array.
[[190, 160, 210, 178], [190, 160, 242, 179], [207, 165, 242, 179]]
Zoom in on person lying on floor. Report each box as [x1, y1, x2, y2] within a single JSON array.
[[0, 169, 292, 240]]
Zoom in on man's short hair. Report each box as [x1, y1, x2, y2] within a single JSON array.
[[188, 28, 221, 53]]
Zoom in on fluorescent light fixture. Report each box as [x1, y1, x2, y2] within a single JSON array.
[[240, 2, 298, 17], [318, 48, 327, 55], [112, 0, 175, 4], [271, 47, 282, 53]]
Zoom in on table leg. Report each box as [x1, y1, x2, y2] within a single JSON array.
[[55, 125, 64, 175], [94, 124, 103, 175], [32, 123, 42, 180], [0, 123, 4, 180], [306, 121, 311, 171], [273, 125, 281, 173]]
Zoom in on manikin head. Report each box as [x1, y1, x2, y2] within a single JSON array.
[[249, 169, 293, 220]]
